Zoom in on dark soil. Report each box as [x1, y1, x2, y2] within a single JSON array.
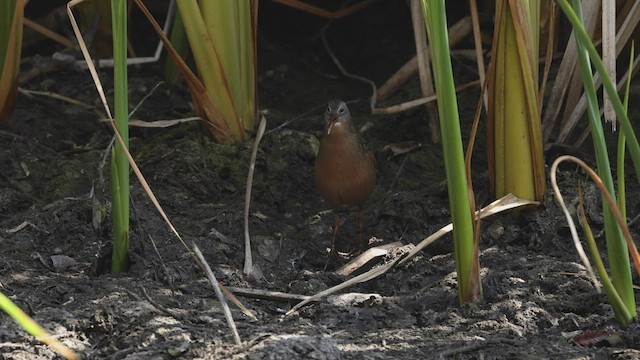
[[2, 2, 640, 359]]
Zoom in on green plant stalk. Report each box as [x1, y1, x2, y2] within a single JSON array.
[[164, 8, 188, 85], [0, 291, 78, 359], [488, 1, 545, 202], [421, 0, 479, 303], [238, 0, 257, 133], [0, 1, 17, 70], [201, 0, 239, 105], [556, 1, 640, 189], [0, 0, 23, 122], [562, 0, 635, 323], [526, 0, 539, 79], [579, 202, 633, 323], [617, 44, 634, 219], [200, 0, 256, 133], [110, 0, 129, 273], [176, 0, 243, 142]]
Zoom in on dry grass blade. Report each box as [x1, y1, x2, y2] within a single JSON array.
[[18, 88, 96, 110], [285, 194, 536, 315], [335, 241, 404, 276], [549, 158, 599, 291], [550, 155, 640, 282], [66, 0, 255, 323], [286, 257, 393, 315], [410, 0, 439, 143], [67, 0, 193, 258], [399, 194, 537, 267], [66, 0, 111, 118], [469, 0, 487, 111], [244, 116, 267, 276]]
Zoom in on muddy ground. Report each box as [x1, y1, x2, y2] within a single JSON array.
[[2, 2, 640, 359]]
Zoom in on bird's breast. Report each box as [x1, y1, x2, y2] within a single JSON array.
[[313, 133, 376, 209]]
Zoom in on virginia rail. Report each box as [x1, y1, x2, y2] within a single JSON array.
[[313, 100, 376, 256]]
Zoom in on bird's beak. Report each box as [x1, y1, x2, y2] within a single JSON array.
[[327, 116, 339, 135]]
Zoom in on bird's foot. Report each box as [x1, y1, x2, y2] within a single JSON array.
[[323, 249, 350, 271]]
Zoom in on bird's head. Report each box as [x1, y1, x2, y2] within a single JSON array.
[[323, 100, 352, 135]]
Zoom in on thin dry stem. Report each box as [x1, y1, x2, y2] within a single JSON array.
[[192, 243, 241, 345], [550, 155, 640, 291], [244, 116, 267, 275]]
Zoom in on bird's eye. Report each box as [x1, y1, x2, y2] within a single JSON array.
[[338, 107, 345, 114], [326, 106, 331, 113]]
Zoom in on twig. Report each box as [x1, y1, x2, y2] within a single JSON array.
[[5, 221, 39, 234], [320, 31, 378, 112], [376, 15, 472, 102], [436, 341, 488, 358], [192, 243, 241, 345], [139, 286, 183, 320], [321, 21, 480, 117], [128, 82, 164, 118], [376, 56, 420, 102], [225, 287, 311, 302], [272, 0, 378, 20], [23, 18, 74, 48], [437, 338, 521, 358], [373, 80, 480, 115], [147, 235, 169, 276], [18, 88, 96, 110]]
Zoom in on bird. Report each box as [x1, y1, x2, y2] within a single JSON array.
[[313, 100, 376, 257]]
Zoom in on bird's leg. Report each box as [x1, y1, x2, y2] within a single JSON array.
[[331, 212, 341, 255], [324, 212, 342, 271], [358, 207, 367, 250]]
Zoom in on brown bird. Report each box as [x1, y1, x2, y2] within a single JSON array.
[[313, 100, 376, 256]]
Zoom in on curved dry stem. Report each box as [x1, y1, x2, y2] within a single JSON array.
[[66, 0, 255, 323], [550, 156, 599, 290], [244, 116, 267, 276], [550, 155, 640, 289]]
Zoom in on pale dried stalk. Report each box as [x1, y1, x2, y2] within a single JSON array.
[[286, 194, 537, 315], [376, 16, 472, 102], [469, 0, 487, 111], [410, 0, 439, 143], [541, 0, 599, 143], [66, 0, 256, 324], [602, 0, 616, 129], [244, 116, 267, 276]]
